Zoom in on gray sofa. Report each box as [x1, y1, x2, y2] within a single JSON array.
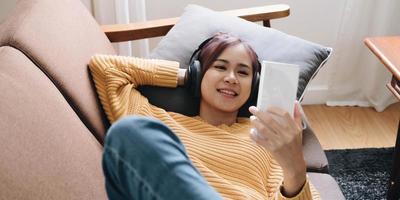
[[0, 0, 344, 199]]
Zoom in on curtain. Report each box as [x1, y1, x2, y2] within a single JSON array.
[[326, 0, 399, 111], [91, 0, 149, 57]]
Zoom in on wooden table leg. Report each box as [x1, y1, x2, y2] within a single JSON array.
[[387, 120, 400, 200]]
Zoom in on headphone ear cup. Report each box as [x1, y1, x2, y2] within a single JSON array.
[[186, 36, 216, 98], [192, 60, 202, 97], [251, 72, 260, 96], [187, 60, 202, 97]]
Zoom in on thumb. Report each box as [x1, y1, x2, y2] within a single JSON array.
[[294, 101, 302, 128]]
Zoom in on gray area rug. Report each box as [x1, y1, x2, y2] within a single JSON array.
[[325, 147, 394, 200]]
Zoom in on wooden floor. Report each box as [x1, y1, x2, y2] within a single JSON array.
[[303, 102, 400, 150]]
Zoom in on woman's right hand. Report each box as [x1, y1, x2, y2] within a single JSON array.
[[249, 103, 307, 197], [178, 68, 187, 86]]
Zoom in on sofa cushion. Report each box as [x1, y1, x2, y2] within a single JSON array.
[[294, 103, 328, 173], [0, 46, 106, 200], [303, 125, 329, 173], [0, 0, 116, 142], [308, 172, 345, 200]]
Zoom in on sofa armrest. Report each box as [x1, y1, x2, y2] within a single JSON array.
[[298, 104, 329, 173], [101, 4, 290, 42]]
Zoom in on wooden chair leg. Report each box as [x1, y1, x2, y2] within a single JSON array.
[[263, 20, 271, 27]]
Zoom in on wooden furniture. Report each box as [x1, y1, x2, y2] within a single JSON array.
[[364, 36, 400, 200], [101, 4, 290, 42]]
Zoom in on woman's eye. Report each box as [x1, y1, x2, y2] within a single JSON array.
[[214, 66, 226, 70], [238, 71, 249, 76]]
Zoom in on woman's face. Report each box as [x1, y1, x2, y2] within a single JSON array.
[[200, 43, 253, 113]]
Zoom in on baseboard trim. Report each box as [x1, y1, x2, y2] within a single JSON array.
[[301, 85, 328, 105]]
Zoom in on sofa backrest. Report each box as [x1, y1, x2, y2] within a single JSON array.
[[0, 0, 116, 142], [0, 46, 107, 199]]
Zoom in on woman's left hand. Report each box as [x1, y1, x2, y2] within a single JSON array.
[[248, 102, 307, 196]]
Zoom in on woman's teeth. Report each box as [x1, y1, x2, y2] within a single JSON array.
[[218, 89, 237, 96]]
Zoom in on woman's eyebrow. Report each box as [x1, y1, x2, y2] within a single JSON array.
[[238, 64, 250, 69], [216, 59, 250, 69], [215, 59, 228, 63]]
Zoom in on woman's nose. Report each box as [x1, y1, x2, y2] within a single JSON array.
[[224, 71, 238, 84]]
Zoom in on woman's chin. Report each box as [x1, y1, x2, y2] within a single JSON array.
[[200, 96, 246, 114], [215, 104, 242, 113]]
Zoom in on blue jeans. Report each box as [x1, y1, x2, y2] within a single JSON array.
[[102, 116, 223, 200]]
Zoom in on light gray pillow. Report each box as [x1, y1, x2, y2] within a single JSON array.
[[150, 4, 332, 99], [143, 4, 332, 117]]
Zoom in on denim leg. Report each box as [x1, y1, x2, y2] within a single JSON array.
[[102, 116, 222, 200]]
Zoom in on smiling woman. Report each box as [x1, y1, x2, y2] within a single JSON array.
[[89, 33, 320, 199], [196, 33, 259, 126]]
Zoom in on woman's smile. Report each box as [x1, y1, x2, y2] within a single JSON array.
[[217, 88, 238, 98]]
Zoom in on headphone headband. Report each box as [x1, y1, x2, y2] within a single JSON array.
[[189, 36, 215, 64]]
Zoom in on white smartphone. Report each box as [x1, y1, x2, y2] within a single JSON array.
[[256, 61, 299, 117]]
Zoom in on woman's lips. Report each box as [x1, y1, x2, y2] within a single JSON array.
[[217, 89, 238, 97]]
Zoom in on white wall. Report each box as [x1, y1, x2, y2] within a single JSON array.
[[81, 0, 93, 12]]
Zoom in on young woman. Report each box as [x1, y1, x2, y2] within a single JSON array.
[[89, 33, 319, 199]]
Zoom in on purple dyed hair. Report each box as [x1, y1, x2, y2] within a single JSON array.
[[198, 33, 261, 80]]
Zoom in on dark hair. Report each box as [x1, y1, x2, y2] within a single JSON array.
[[198, 33, 261, 81]]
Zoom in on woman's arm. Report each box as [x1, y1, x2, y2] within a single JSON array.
[[89, 55, 180, 123], [248, 102, 313, 199]]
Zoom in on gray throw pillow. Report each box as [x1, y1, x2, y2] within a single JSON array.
[[143, 4, 332, 117]]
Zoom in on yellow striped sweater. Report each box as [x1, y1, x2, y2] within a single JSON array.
[[89, 55, 320, 200]]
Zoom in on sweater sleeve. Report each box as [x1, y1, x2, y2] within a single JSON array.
[[88, 54, 179, 123], [276, 179, 320, 200]]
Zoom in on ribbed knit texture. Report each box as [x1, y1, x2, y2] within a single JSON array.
[[89, 55, 320, 200]]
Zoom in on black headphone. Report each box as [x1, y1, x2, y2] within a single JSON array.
[[186, 36, 260, 99]]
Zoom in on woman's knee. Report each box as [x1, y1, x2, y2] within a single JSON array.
[[106, 116, 160, 144], [104, 115, 188, 167]]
